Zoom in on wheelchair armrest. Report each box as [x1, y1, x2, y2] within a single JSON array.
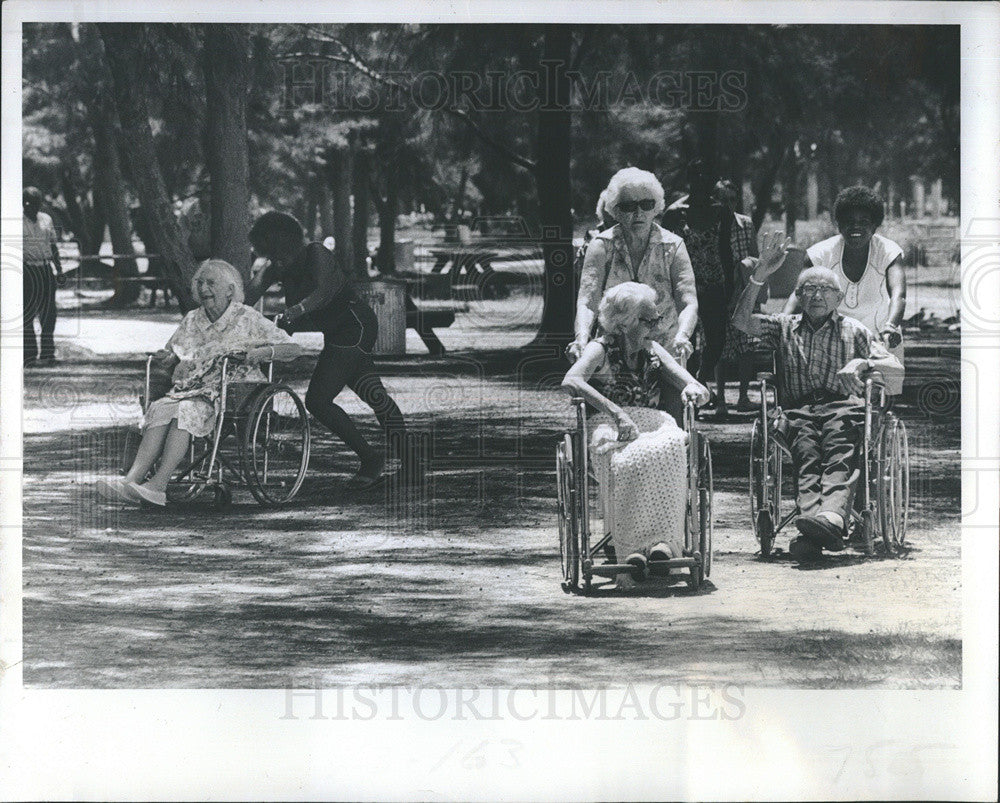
[[756, 371, 775, 383]]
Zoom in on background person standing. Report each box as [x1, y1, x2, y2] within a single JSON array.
[[22, 186, 63, 366]]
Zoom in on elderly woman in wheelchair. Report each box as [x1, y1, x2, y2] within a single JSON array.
[[733, 235, 906, 563], [96, 259, 302, 507], [560, 282, 711, 589]]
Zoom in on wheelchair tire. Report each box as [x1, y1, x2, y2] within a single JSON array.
[[878, 417, 910, 557], [860, 508, 876, 557], [699, 437, 713, 579], [557, 434, 580, 592], [749, 417, 781, 556], [240, 384, 310, 506]]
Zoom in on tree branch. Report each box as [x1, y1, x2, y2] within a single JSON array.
[[280, 44, 538, 173]]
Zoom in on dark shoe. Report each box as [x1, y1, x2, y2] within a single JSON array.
[[789, 536, 823, 563], [649, 542, 675, 562], [345, 471, 385, 491], [625, 553, 649, 582], [795, 515, 846, 551], [735, 397, 756, 413]]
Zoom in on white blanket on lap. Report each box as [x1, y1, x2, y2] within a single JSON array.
[[589, 406, 687, 561]]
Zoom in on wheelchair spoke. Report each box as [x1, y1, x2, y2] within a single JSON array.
[[240, 384, 310, 506]]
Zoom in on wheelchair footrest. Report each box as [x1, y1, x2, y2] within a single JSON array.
[[590, 557, 698, 578]]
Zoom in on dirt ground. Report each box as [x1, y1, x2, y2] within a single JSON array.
[[20, 303, 961, 689]]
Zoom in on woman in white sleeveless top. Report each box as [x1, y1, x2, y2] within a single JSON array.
[[785, 186, 906, 395]]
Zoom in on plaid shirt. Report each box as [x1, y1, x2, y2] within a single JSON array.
[[730, 213, 757, 264], [755, 312, 889, 407]]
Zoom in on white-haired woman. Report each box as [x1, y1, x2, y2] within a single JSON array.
[[563, 281, 709, 578], [97, 259, 302, 506], [569, 168, 699, 422]]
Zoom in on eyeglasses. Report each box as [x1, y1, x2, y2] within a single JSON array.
[[616, 199, 657, 214], [798, 284, 840, 297], [638, 313, 664, 326]]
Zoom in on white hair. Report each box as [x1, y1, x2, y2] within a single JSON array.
[[796, 266, 844, 293], [191, 259, 245, 306], [602, 167, 666, 220], [597, 281, 657, 334]]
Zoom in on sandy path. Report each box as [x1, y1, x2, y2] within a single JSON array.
[[21, 349, 960, 689]]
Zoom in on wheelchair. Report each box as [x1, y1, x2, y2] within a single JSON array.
[[130, 354, 311, 508], [556, 398, 713, 593], [749, 371, 909, 558]]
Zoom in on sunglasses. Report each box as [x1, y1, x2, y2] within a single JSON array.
[[616, 199, 657, 214], [638, 313, 664, 326], [798, 284, 840, 297]]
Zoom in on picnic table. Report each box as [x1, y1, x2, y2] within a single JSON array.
[[427, 248, 512, 300]]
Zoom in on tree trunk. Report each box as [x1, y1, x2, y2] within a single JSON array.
[[782, 142, 802, 238], [327, 146, 354, 279], [531, 25, 575, 347], [304, 179, 319, 240], [751, 128, 791, 232], [376, 169, 399, 275], [202, 24, 251, 278], [351, 147, 371, 280], [318, 180, 334, 238], [59, 164, 99, 257], [93, 89, 141, 307], [99, 23, 197, 311]]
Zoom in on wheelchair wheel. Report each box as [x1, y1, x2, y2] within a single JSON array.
[[749, 417, 781, 557], [859, 508, 876, 557], [556, 434, 580, 592], [878, 417, 910, 556], [240, 384, 310, 506], [699, 436, 713, 579]]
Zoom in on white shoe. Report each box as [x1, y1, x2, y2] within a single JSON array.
[[126, 482, 167, 507], [96, 477, 137, 504]]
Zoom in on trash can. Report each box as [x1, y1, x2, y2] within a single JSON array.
[[394, 239, 415, 272], [358, 278, 407, 355]]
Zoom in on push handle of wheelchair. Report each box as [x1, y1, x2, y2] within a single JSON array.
[[864, 372, 889, 409], [683, 398, 699, 433]]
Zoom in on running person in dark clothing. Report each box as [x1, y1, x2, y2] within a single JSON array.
[[245, 211, 412, 489]]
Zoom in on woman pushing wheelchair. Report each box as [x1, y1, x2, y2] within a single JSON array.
[[562, 281, 709, 580]]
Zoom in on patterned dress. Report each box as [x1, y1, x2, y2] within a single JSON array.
[[577, 223, 696, 350], [588, 334, 688, 563], [144, 302, 293, 437]]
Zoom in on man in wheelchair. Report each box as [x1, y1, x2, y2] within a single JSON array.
[[733, 233, 903, 562]]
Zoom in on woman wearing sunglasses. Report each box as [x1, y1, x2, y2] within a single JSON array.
[[563, 281, 709, 582], [570, 168, 699, 424]]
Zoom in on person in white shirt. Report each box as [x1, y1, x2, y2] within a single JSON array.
[[783, 185, 907, 395], [22, 186, 63, 366]]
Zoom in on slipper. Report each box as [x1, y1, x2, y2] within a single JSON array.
[[96, 477, 137, 504], [126, 482, 167, 507]]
